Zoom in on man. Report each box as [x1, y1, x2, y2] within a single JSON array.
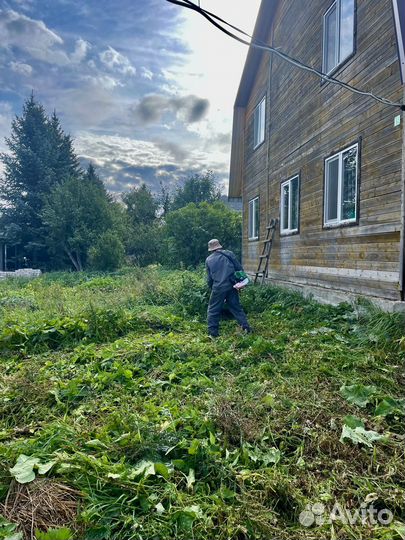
[[205, 238, 252, 337]]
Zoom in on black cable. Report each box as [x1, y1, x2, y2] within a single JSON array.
[[167, 0, 405, 111]]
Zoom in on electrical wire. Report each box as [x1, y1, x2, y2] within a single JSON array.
[[167, 0, 405, 111]]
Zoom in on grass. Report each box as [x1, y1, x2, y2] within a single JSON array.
[[0, 267, 404, 540]]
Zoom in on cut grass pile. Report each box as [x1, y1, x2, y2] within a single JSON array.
[[0, 267, 404, 540]]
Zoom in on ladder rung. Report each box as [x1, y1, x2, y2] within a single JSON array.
[[255, 218, 278, 284]]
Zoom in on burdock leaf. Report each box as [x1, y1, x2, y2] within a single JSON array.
[[343, 415, 364, 429], [374, 397, 405, 417], [5, 534, 23, 540], [340, 384, 376, 408], [37, 460, 56, 475], [262, 447, 281, 465], [9, 455, 37, 484], [130, 460, 155, 479], [154, 462, 170, 479], [340, 425, 384, 448]]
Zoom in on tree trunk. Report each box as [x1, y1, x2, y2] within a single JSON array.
[[64, 246, 81, 271], [76, 252, 83, 272]]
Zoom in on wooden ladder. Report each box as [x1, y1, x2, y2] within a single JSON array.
[[253, 218, 278, 285]]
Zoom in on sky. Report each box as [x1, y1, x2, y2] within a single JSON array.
[[0, 0, 261, 195]]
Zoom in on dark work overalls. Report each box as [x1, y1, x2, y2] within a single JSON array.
[[205, 249, 250, 337]]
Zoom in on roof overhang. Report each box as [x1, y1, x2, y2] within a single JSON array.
[[392, 0, 405, 84], [234, 0, 279, 108], [228, 1, 279, 199]]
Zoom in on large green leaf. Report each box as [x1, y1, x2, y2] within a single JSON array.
[[154, 462, 170, 479], [35, 528, 73, 540], [173, 505, 203, 531], [340, 384, 377, 408], [188, 439, 200, 455], [340, 425, 384, 448], [9, 455, 56, 484], [262, 447, 281, 466], [130, 460, 155, 479], [343, 415, 364, 429], [9, 455, 38, 484], [374, 397, 405, 417]]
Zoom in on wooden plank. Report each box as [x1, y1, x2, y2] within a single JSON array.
[[239, 0, 403, 302]]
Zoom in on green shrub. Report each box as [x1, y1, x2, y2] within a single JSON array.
[[88, 231, 125, 271], [172, 271, 210, 318], [162, 201, 241, 268]]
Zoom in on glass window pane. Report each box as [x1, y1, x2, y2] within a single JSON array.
[[248, 200, 253, 237], [340, 0, 354, 61], [254, 198, 260, 237], [254, 99, 265, 147], [325, 4, 337, 72], [259, 99, 265, 144], [341, 147, 357, 220], [282, 184, 289, 230], [326, 158, 339, 222], [253, 109, 258, 147], [290, 177, 299, 230]]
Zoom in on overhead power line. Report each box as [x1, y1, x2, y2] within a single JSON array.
[[167, 0, 405, 111]]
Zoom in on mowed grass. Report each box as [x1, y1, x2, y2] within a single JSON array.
[[0, 268, 404, 540]]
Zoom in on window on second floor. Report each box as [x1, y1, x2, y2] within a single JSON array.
[[248, 196, 259, 240], [324, 143, 358, 226], [280, 176, 300, 234], [253, 97, 266, 149], [323, 0, 355, 74]]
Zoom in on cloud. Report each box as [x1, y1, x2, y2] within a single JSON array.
[[0, 9, 71, 65], [9, 60, 33, 76], [52, 84, 119, 129], [0, 102, 14, 175], [74, 131, 212, 194], [71, 38, 91, 63], [153, 139, 188, 162], [140, 66, 153, 80], [99, 46, 136, 76], [85, 74, 122, 90], [133, 94, 209, 125]]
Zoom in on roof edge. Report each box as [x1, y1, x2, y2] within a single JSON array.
[[234, 0, 279, 108]]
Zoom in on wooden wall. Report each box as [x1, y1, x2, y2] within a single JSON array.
[[241, 0, 403, 302]]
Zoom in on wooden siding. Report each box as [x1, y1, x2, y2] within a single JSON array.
[[229, 107, 245, 198], [241, 0, 403, 302]]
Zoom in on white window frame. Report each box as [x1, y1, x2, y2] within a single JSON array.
[[253, 96, 266, 149], [324, 143, 358, 226], [248, 196, 259, 240], [280, 175, 300, 235], [323, 0, 355, 74]]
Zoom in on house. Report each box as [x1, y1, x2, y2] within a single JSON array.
[[229, 0, 405, 311]]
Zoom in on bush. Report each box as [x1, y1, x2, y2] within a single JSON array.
[[162, 201, 242, 268], [172, 270, 210, 318], [125, 223, 161, 267], [88, 231, 125, 271]]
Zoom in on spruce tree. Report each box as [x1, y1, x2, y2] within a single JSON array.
[[0, 94, 81, 268]]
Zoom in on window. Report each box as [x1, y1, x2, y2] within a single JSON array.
[[280, 176, 300, 234], [253, 97, 266, 149], [324, 143, 358, 226], [323, 0, 355, 73], [248, 197, 259, 240]]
